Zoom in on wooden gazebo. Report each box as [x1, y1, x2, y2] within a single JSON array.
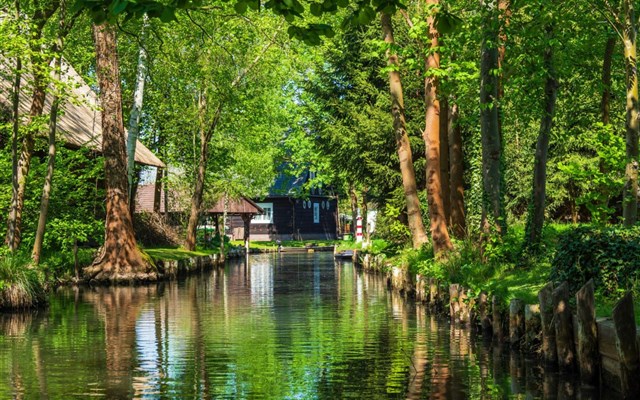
[[135, 185, 264, 249]]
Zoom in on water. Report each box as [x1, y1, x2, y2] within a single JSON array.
[[0, 253, 599, 399]]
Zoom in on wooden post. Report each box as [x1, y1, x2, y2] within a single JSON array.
[[612, 292, 639, 397], [459, 288, 472, 325], [553, 282, 575, 371], [429, 279, 438, 310], [450, 284, 461, 324], [492, 296, 504, 342], [509, 298, 525, 347], [575, 279, 599, 386], [478, 291, 492, 335], [524, 304, 541, 352], [538, 282, 557, 365], [458, 286, 473, 324], [241, 214, 252, 254]]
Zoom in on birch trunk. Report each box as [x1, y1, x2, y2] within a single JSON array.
[[127, 14, 149, 202]]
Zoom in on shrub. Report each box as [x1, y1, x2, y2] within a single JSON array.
[[550, 226, 640, 295], [0, 252, 46, 309]]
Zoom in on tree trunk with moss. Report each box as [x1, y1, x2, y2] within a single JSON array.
[[5, 3, 58, 250], [623, 0, 639, 226], [448, 102, 466, 238], [480, 2, 506, 236], [525, 24, 558, 250], [381, 12, 429, 249]]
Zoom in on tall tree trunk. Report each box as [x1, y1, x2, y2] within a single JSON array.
[[7, 0, 21, 251], [381, 12, 429, 249], [423, 0, 452, 255], [598, 35, 615, 219], [623, 0, 639, 226], [496, 0, 509, 142], [525, 24, 558, 250], [185, 98, 220, 251], [32, 54, 63, 265], [5, 2, 59, 250], [349, 184, 358, 236], [127, 14, 149, 203], [601, 36, 616, 125], [83, 22, 155, 282], [480, 2, 506, 235], [497, 0, 510, 99], [184, 39, 273, 250], [220, 193, 228, 262], [448, 102, 466, 238], [440, 97, 451, 225], [361, 188, 369, 244], [154, 168, 163, 213]]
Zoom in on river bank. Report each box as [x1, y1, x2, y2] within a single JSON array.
[[354, 249, 640, 397], [0, 246, 245, 310]]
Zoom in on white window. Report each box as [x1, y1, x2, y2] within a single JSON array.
[[253, 202, 273, 224], [313, 203, 320, 223]]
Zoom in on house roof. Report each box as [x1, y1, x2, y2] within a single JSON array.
[[135, 185, 263, 215], [0, 58, 165, 168], [267, 163, 332, 198], [268, 163, 313, 196]]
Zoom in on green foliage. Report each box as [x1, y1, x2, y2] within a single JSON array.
[[197, 231, 229, 251], [374, 199, 411, 246], [40, 248, 95, 278], [551, 226, 640, 296], [557, 123, 625, 224]]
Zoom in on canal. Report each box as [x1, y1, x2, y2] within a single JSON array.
[[0, 253, 599, 398]]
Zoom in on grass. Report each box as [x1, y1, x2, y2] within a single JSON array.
[[230, 239, 341, 250], [595, 294, 640, 325], [144, 247, 219, 261], [0, 252, 46, 309], [381, 223, 570, 306]]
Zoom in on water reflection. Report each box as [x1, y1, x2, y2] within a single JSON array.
[[0, 253, 608, 399]]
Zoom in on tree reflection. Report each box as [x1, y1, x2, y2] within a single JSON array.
[[83, 285, 156, 398]]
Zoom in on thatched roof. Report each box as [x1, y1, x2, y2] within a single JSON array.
[[0, 59, 165, 168], [135, 185, 264, 215]]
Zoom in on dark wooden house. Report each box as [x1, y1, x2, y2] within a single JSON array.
[[229, 169, 338, 241]]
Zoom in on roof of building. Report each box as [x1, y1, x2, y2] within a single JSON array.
[[135, 185, 263, 215], [0, 59, 165, 168], [267, 163, 331, 198]]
